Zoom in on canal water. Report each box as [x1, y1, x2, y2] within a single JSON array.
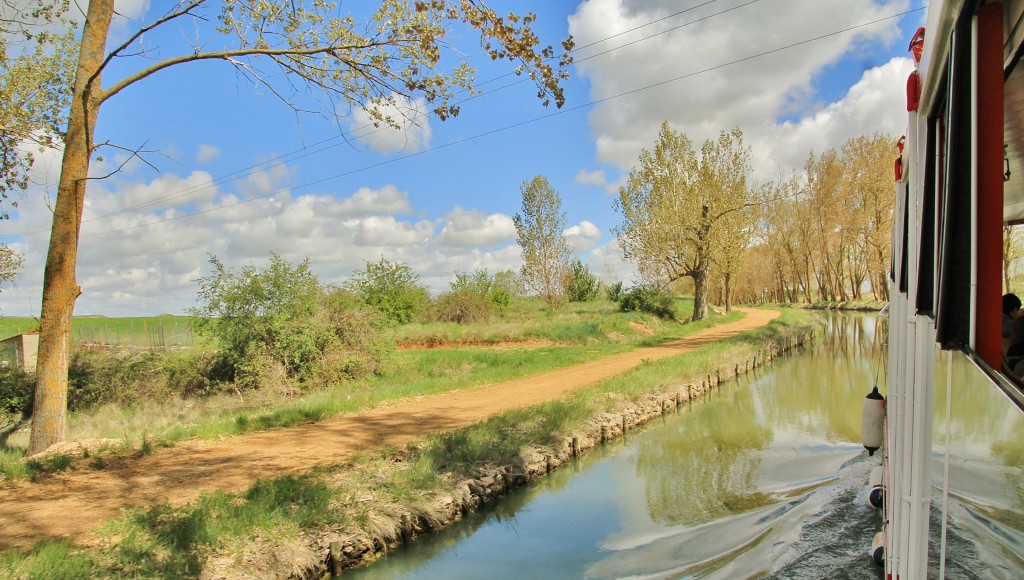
[[348, 313, 1014, 579]]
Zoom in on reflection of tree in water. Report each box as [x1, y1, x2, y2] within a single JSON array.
[[757, 312, 885, 445], [637, 387, 774, 526]]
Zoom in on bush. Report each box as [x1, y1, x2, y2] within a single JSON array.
[[434, 289, 495, 323], [565, 258, 599, 302], [68, 350, 171, 410], [436, 269, 518, 322], [191, 253, 323, 375], [606, 280, 624, 302], [315, 289, 396, 382], [618, 285, 677, 319], [347, 258, 429, 325], [0, 364, 34, 420]]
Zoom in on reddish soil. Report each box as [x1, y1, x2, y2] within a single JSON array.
[[0, 308, 778, 550]]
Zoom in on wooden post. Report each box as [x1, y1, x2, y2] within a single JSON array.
[[600, 425, 608, 443], [329, 541, 343, 577], [571, 436, 579, 457], [400, 514, 412, 543]]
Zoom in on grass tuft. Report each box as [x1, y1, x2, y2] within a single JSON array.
[[0, 540, 94, 578]]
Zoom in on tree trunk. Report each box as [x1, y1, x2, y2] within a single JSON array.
[[692, 268, 710, 321], [724, 272, 732, 313], [691, 204, 711, 321], [28, 0, 113, 456]]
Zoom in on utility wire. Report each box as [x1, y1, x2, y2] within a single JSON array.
[[3, 0, 749, 238], [4, 3, 923, 242]]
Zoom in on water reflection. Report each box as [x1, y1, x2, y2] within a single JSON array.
[[349, 313, 1020, 579], [637, 387, 774, 527]]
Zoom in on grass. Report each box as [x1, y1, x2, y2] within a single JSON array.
[[0, 315, 201, 348], [0, 306, 821, 577], [3, 299, 716, 454]]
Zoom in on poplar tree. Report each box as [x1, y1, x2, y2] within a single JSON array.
[[514, 175, 571, 308], [25, 0, 573, 455], [0, 1, 77, 219]]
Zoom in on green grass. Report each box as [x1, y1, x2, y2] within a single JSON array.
[[0, 447, 28, 482], [0, 541, 95, 578], [0, 315, 201, 348], [5, 299, 721, 451]]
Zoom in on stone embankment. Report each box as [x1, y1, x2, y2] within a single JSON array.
[[221, 332, 814, 579]]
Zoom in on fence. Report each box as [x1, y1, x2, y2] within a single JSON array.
[[72, 319, 196, 352]]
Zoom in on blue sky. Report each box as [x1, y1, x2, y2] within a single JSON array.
[[0, 0, 925, 316]]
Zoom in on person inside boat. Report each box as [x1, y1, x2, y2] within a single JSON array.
[[1005, 314, 1024, 376], [1004, 293, 1021, 338]]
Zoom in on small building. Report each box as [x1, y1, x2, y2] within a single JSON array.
[[0, 333, 39, 370]]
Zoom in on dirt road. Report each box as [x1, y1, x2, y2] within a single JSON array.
[[0, 308, 779, 550]]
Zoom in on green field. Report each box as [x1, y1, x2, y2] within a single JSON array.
[[0, 315, 197, 349]]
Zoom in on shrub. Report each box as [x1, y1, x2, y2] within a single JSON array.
[[315, 289, 396, 382], [68, 350, 171, 410], [434, 289, 494, 323], [606, 280, 624, 302], [565, 258, 599, 302], [436, 269, 518, 322], [618, 284, 677, 319], [0, 364, 34, 418], [347, 258, 429, 325], [191, 253, 323, 375]]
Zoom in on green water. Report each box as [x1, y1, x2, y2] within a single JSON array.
[[349, 313, 1022, 579]]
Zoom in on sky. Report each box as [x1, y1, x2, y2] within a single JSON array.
[[0, 0, 925, 317]]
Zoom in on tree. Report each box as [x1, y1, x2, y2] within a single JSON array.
[[28, 0, 573, 454], [0, 2, 77, 219], [565, 258, 599, 302], [0, 245, 23, 290], [1004, 225, 1024, 293], [191, 253, 395, 388], [191, 253, 322, 373], [841, 133, 895, 300], [614, 123, 758, 321], [514, 175, 571, 308], [347, 258, 429, 324]]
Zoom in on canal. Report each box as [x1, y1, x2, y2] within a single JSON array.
[[349, 312, 1019, 578]]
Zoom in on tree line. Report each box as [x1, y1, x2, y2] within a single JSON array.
[[607, 124, 896, 316]]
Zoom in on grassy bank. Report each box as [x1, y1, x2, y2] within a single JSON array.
[[0, 307, 821, 577], [2, 299, 724, 461]]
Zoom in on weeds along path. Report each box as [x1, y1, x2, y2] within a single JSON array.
[[0, 308, 779, 550]]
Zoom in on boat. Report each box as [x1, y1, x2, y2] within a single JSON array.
[[884, 0, 1024, 577]]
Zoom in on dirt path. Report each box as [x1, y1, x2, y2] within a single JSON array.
[[0, 308, 779, 550]]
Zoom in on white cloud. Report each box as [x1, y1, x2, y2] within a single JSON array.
[[352, 215, 435, 247], [563, 220, 602, 253], [576, 169, 607, 187], [436, 206, 516, 247], [348, 93, 432, 155], [337, 185, 412, 216], [569, 0, 909, 178], [762, 57, 914, 176], [197, 144, 221, 163]]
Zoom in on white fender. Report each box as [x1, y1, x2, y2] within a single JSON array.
[[861, 386, 886, 455], [865, 465, 884, 509], [870, 531, 885, 567]]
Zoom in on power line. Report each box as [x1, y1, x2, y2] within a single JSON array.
[[4, 3, 922, 242], [3, 0, 750, 240]]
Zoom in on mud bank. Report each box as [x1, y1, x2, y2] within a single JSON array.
[[195, 331, 809, 580]]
